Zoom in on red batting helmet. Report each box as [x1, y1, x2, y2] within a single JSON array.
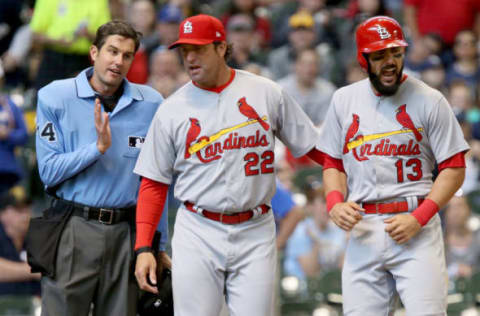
[[355, 16, 408, 70]]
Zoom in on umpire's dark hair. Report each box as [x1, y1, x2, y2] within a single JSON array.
[[93, 20, 143, 53]]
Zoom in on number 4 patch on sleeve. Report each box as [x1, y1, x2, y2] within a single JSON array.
[[40, 122, 57, 142]]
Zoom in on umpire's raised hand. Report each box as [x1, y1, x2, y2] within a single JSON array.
[[94, 97, 111, 154]]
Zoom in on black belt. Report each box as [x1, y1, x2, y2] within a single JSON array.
[[52, 199, 135, 225]]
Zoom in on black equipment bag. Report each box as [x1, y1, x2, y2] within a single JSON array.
[[24, 204, 74, 278]]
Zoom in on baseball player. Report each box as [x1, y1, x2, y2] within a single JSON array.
[[34, 21, 169, 316], [133, 14, 324, 316], [318, 16, 469, 315]]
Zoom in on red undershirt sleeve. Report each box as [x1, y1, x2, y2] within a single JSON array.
[[135, 177, 169, 250], [306, 148, 345, 172], [323, 154, 345, 172], [306, 148, 324, 165], [437, 151, 466, 171]]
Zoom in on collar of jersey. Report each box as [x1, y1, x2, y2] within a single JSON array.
[[75, 67, 143, 101], [192, 68, 235, 93]]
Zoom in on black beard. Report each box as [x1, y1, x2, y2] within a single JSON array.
[[368, 65, 404, 96]]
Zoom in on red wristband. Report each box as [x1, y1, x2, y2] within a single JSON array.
[[326, 190, 344, 213], [411, 199, 439, 226]]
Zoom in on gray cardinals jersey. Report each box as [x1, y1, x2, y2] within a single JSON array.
[[134, 69, 320, 212], [319, 75, 469, 203]]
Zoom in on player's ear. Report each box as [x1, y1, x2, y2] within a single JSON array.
[[215, 41, 227, 58]]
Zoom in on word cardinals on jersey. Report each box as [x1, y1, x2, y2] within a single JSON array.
[[352, 139, 420, 161], [185, 123, 269, 163], [184, 96, 270, 163], [343, 104, 423, 161]]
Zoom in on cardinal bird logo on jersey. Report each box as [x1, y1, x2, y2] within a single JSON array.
[[396, 104, 422, 142], [185, 118, 201, 159], [237, 97, 270, 131], [343, 114, 360, 154]]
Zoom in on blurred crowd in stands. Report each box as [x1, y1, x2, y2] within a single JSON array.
[[1, 0, 480, 314]]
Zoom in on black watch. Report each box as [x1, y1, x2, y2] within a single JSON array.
[[135, 246, 153, 256]]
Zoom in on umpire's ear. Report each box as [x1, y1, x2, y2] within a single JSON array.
[[90, 45, 99, 63]]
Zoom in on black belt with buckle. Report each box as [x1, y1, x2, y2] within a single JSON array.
[[52, 198, 135, 225]]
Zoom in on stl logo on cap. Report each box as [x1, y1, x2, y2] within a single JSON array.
[[375, 25, 391, 40], [168, 14, 226, 49], [184, 21, 193, 34]]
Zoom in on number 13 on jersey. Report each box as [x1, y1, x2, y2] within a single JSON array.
[[395, 158, 422, 183]]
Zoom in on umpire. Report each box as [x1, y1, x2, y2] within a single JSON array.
[[33, 20, 169, 316]]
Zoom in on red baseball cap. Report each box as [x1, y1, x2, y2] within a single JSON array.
[[168, 14, 226, 49]]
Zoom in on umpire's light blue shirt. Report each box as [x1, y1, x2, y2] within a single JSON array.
[[36, 67, 168, 249]]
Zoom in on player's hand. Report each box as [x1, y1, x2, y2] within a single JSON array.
[[94, 98, 111, 154], [384, 214, 421, 244], [156, 251, 172, 276], [329, 202, 364, 231], [135, 252, 159, 294]]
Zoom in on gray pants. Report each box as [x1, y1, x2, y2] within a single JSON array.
[[41, 215, 137, 316], [342, 213, 447, 316]]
